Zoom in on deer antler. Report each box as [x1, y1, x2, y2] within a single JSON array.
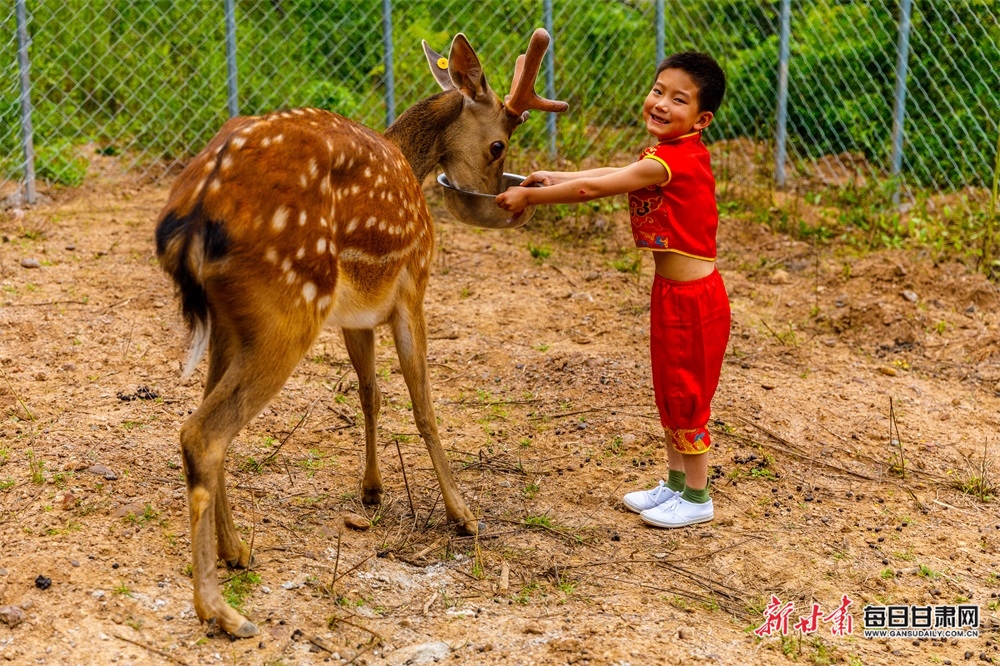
[[504, 29, 569, 118]]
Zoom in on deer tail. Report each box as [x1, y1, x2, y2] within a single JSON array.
[[155, 208, 230, 379]]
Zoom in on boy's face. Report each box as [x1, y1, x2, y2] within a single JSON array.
[[642, 68, 714, 142]]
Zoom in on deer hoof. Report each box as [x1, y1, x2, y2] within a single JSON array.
[[361, 487, 383, 506], [230, 619, 259, 638], [459, 519, 481, 536], [223, 544, 254, 569]]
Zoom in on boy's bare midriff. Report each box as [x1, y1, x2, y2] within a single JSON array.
[[652, 250, 716, 282]]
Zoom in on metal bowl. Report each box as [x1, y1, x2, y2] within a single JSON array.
[[436, 172, 536, 229]]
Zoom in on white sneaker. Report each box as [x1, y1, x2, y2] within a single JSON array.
[[622, 480, 680, 514], [640, 496, 714, 528]]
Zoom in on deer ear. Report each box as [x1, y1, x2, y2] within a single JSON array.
[[447, 34, 490, 102], [422, 40, 456, 91]]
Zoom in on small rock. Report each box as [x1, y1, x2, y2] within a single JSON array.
[[381, 642, 451, 665], [901, 289, 918, 303], [343, 513, 371, 530], [86, 464, 118, 480], [61, 491, 77, 510], [281, 581, 301, 590], [0, 605, 26, 627], [20, 258, 41, 269], [93, 590, 105, 598], [761, 382, 777, 390], [770, 270, 790, 285], [65, 244, 76, 251], [878, 366, 898, 377], [678, 628, 690, 639], [60, 363, 76, 372], [584, 271, 600, 282], [35, 574, 52, 590], [0, 568, 7, 576]]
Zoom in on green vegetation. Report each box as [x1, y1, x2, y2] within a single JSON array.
[[223, 571, 262, 613], [27, 449, 45, 485], [528, 243, 552, 262], [2, 1, 998, 273]]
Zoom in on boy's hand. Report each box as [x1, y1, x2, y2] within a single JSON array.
[[522, 171, 555, 186], [495, 186, 531, 213]]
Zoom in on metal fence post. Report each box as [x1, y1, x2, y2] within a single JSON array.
[[544, 0, 556, 158], [891, 0, 913, 205], [773, 0, 791, 188], [15, 0, 36, 205], [382, 0, 395, 128], [655, 0, 664, 65], [225, 0, 238, 117]]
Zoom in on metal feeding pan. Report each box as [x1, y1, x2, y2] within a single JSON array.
[[436, 172, 537, 229]]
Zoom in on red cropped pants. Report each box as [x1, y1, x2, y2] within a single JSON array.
[[650, 269, 731, 454]]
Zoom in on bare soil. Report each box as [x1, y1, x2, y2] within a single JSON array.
[[0, 169, 999, 666]]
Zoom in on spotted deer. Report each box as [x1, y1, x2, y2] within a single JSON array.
[[154, 30, 566, 637]]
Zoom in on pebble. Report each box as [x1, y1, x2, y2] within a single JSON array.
[[86, 464, 118, 480], [901, 289, 918, 302], [20, 258, 41, 269], [93, 590, 105, 598], [35, 575, 52, 590], [343, 512, 371, 531], [0, 568, 7, 576], [0, 606, 26, 627], [381, 641, 451, 665], [770, 269, 790, 285]]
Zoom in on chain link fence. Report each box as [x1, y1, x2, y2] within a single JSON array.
[[2, 1, 999, 227]]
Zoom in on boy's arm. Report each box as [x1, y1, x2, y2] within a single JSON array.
[[524, 167, 622, 186], [497, 160, 667, 212]]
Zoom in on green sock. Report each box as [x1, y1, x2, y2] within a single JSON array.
[[666, 470, 686, 493], [681, 484, 710, 504]]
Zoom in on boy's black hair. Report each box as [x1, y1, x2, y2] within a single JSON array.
[[655, 52, 726, 114]]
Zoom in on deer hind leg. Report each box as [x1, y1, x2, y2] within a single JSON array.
[[202, 323, 250, 568], [390, 300, 478, 535], [181, 335, 312, 638], [342, 328, 383, 505]]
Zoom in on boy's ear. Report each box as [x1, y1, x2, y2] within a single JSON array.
[[693, 110, 714, 132]]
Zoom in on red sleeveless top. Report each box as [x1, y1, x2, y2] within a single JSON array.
[[627, 131, 718, 260]]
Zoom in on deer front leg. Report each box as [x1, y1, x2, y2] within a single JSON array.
[[342, 328, 383, 505], [391, 304, 479, 535]]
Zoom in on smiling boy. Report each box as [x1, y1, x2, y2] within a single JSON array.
[[497, 52, 729, 528]]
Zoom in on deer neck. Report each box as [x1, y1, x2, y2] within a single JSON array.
[[384, 91, 465, 181]]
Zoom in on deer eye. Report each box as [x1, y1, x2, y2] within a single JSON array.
[[489, 141, 506, 160]]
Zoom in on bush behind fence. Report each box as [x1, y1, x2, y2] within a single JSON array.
[[2, 1, 999, 214]]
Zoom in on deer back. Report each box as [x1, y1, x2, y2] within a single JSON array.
[[156, 108, 433, 367]]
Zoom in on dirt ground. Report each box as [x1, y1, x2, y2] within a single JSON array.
[[0, 164, 999, 666]]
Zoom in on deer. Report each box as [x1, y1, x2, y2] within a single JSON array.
[[153, 29, 567, 638]]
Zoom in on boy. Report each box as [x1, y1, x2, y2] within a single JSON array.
[[496, 52, 729, 528]]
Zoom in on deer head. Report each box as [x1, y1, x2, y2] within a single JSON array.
[[387, 29, 567, 207]]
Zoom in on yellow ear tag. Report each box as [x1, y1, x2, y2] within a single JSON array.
[[437, 57, 448, 70]]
